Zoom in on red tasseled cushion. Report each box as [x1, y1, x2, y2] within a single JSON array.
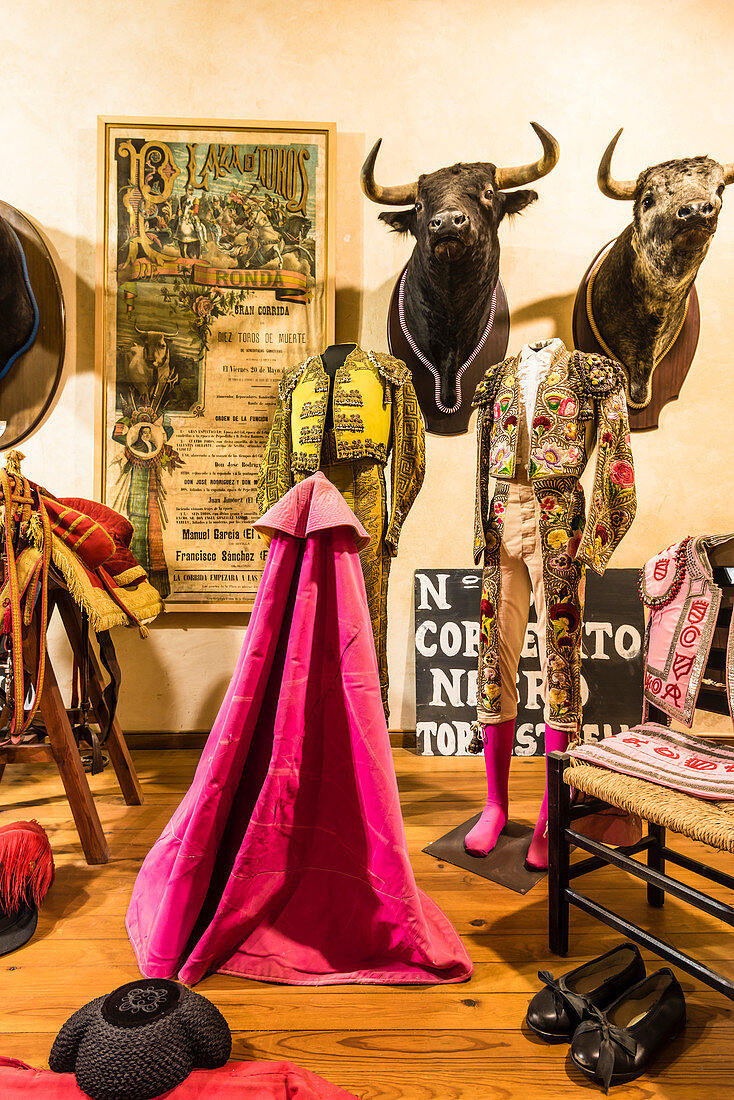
[[43, 499, 117, 570], [58, 498, 134, 550]]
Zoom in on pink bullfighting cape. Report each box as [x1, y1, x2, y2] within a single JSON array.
[[126, 472, 472, 986]]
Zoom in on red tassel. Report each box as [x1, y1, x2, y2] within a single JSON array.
[[0, 820, 54, 914], [1, 600, 12, 635]]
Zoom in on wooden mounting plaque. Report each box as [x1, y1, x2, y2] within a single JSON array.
[[387, 266, 510, 435], [0, 201, 65, 450], [572, 241, 700, 432]]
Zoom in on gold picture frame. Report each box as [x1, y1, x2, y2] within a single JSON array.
[[95, 116, 335, 611]]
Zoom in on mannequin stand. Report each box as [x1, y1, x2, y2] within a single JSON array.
[[424, 815, 546, 895]]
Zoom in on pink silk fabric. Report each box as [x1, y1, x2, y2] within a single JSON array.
[[0, 1058, 357, 1098], [127, 473, 472, 986]]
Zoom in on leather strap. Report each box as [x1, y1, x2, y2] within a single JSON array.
[[95, 629, 121, 744], [0, 470, 51, 743]]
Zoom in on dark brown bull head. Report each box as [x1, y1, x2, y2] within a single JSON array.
[[361, 124, 559, 412], [592, 129, 734, 406]]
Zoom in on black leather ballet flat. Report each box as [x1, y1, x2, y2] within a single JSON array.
[[526, 942, 646, 1042], [570, 968, 686, 1092]]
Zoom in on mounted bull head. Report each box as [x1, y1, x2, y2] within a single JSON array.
[[361, 123, 559, 412], [591, 128, 734, 406]]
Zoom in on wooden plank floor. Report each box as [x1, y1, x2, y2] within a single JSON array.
[[1, 748, 734, 1098]]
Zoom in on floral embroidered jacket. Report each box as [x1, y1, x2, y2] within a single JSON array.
[[257, 347, 425, 554], [472, 344, 636, 576], [640, 534, 734, 727]]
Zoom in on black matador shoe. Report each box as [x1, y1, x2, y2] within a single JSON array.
[[570, 968, 686, 1091], [526, 942, 646, 1042]]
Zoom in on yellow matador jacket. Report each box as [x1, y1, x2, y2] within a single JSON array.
[[257, 346, 425, 717], [472, 343, 637, 727], [257, 347, 424, 554]]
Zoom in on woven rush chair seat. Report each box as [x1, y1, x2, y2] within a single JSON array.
[[564, 760, 734, 854]]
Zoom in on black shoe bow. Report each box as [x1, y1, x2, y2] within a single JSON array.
[[526, 943, 645, 1043], [570, 968, 686, 1092], [582, 1005, 638, 1093], [536, 970, 590, 1029]]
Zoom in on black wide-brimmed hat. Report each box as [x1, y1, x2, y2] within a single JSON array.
[[0, 820, 54, 956], [0, 214, 39, 381], [49, 978, 232, 1100]]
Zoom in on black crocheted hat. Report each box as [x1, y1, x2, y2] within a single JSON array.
[[48, 978, 231, 1100]]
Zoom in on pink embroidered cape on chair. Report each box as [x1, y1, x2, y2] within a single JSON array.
[[126, 473, 472, 986]]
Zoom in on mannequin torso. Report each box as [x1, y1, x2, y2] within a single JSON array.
[[321, 342, 357, 428]]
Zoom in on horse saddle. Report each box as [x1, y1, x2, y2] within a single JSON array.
[[0, 451, 162, 766]]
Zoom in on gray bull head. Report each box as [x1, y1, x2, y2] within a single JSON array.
[[591, 128, 734, 407]]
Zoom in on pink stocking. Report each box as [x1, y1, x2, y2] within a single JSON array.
[[464, 720, 515, 856], [525, 723, 570, 870]]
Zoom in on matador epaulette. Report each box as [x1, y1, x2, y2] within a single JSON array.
[[369, 350, 411, 387], [571, 351, 626, 397], [472, 356, 514, 408]]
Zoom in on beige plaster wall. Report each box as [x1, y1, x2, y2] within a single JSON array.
[[3, 0, 733, 731]]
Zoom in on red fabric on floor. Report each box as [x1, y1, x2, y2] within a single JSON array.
[[0, 1057, 358, 1098]]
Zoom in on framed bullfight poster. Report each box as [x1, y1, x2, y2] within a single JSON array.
[[96, 116, 335, 610]]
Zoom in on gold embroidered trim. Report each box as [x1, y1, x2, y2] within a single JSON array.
[[113, 564, 147, 586], [291, 451, 320, 472], [333, 389, 364, 407], [299, 399, 327, 419], [334, 413, 365, 433], [298, 425, 323, 445]]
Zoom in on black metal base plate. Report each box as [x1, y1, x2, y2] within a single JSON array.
[[423, 814, 547, 894]]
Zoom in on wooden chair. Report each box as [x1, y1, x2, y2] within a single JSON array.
[[0, 574, 142, 865], [547, 551, 734, 999]]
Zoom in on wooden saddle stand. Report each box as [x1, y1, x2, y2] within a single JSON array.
[[0, 453, 163, 865]]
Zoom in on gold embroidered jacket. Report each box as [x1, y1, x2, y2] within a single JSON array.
[[257, 347, 425, 554], [472, 345, 636, 575]]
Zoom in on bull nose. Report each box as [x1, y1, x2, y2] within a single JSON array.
[[428, 209, 468, 233], [677, 200, 717, 220]]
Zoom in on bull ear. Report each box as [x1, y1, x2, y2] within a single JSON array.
[[500, 189, 539, 218], [378, 209, 416, 236]]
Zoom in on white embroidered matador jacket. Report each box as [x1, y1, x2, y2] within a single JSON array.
[[472, 341, 637, 728]]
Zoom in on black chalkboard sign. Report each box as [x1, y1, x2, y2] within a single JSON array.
[[414, 568, 644, 756]]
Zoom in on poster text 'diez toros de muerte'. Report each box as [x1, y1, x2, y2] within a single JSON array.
[[98, 118, 334, 608]]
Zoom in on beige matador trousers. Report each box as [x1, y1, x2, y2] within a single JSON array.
[[479, 477, 583, 731]]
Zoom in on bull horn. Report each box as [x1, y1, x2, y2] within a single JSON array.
[[597, 128, 637, 200], [360, 139, 418, 206], [494, 122, 560, 190]]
